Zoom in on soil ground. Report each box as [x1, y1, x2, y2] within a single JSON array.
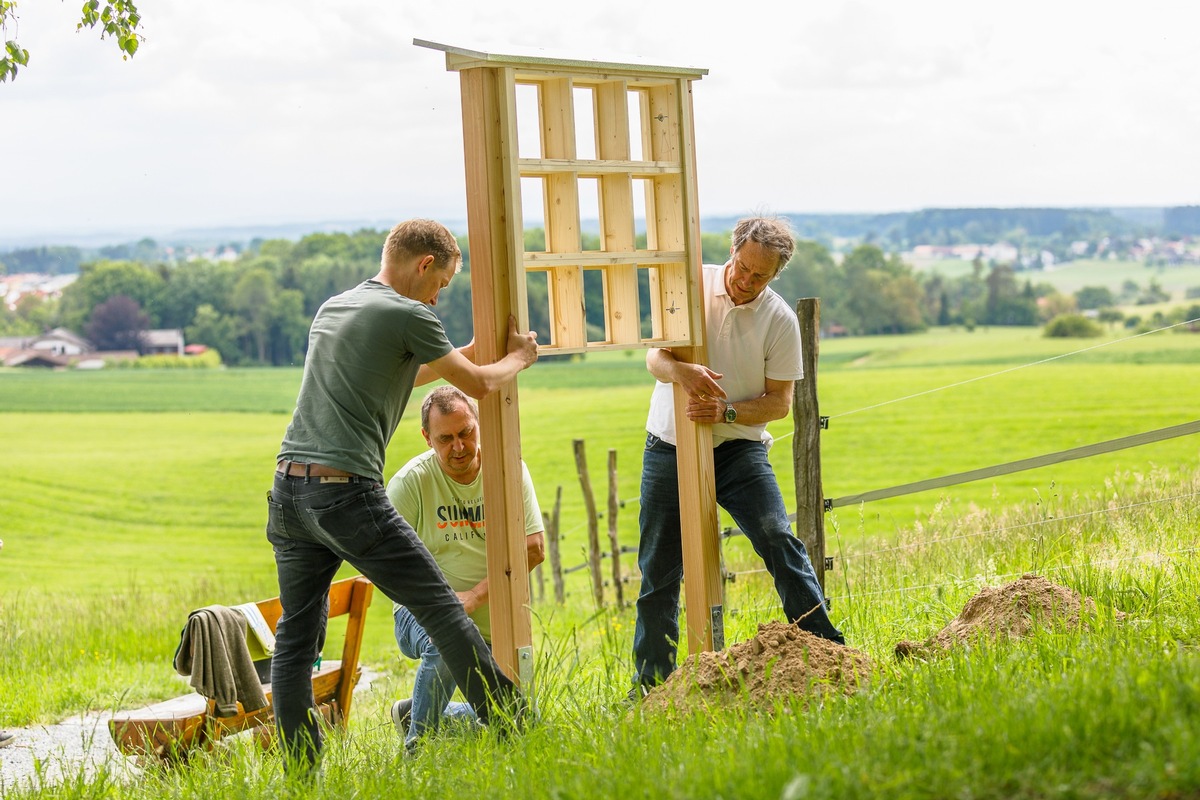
[[641, 622, 873, 714], [894, 573, 1121, 659]]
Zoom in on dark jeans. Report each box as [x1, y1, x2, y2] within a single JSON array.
[[633, 435, 844, 687], [265, 473, 516, 769]]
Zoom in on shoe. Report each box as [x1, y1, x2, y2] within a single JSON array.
[[0, 730, 15, 749], [623, 683, 651, 708], [390, 699, 413, 735]]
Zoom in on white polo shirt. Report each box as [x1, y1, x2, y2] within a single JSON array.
[[645, 262, 803, 447]]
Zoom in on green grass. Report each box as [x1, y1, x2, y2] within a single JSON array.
[[911, 257, 1200, 302], [2, 326, 1199, 797]]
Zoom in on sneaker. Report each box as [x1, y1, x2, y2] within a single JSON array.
[[0, 730, 15, 749], [623, 683, 651, 708], [389, 699, 413, 735]]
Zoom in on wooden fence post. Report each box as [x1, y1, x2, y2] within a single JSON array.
[[607, 448, 625, 607], [546, 485, 564, 604], [792, 298, 827, 592], [574, 439, 605, 607], [533, 554, 545, 603]]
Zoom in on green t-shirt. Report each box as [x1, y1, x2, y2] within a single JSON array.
[[386, 449, 543, 640], [278, 280, 453, 482]]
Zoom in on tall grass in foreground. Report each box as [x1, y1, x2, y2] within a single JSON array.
[[3, 465, 1198, 798]]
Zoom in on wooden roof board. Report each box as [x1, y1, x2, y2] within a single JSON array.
[[414, 39, 707, 79]]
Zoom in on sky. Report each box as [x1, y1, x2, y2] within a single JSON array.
[[2, 0, 1198, 244]]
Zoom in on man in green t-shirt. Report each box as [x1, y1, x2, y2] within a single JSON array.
[[386, 386, 544, 748], [268, 219, 538, 772]]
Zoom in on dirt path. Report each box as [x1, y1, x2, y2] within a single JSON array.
[[0, 712, 141, 792], [0, 667, 382, 792]]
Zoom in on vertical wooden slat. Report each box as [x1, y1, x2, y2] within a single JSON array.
[[459, 65, 533, 684], [539, 78, 586, 350], [595, 80, 639, 345], [646, 82, 691, 344], [792, 298, 827, 591], [334, 578, 374, 721]]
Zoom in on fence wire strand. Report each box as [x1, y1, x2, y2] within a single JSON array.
[[724, 545, 1200, 613], [722, 491, 1200, 583], [839, 489, 1200, 560], [829, 316, 1200, 420]]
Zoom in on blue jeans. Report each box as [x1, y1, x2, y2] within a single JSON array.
[[265, 473, 517, 769], [633, 435, 844, 686], [394, 606, 478, 744]]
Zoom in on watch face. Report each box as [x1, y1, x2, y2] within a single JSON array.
[[724, 405, 736, 423]]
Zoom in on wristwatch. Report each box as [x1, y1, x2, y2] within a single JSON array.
[[723, 402, 737, 423]]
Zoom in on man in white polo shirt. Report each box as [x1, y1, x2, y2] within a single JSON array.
[[387, 385, 544, 748], [631, 215, 845, 693]]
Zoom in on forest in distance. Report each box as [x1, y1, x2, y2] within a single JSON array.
[[3, 206, 1200, 367]]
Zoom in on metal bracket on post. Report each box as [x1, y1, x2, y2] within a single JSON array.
[[824, 557, 834, 571], [710, 605, 725, 651], [819, 416, 830, 430], [823, 498, 833, 512], [517, 645, 534, 687]]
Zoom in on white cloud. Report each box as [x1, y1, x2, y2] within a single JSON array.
[[2, 0, 1197, 237]]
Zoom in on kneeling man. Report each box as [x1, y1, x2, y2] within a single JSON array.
[[388, 385, 544, 747]]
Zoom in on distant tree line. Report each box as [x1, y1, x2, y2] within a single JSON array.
[[5, 205, 1198, 279], [3, 224, 1193, 363]]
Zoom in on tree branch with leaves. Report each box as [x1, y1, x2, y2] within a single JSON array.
[[1, 0, 143, 83]]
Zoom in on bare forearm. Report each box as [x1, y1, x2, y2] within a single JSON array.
[[686, 378, 794, 426], [458, 534, 544, 614], [647, 348, 725, 399], [458, 580, 488, 615], [728, 392, 790, 425], [646, 348, 680, 384]]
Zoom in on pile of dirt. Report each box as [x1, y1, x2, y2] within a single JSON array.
[[641, 621, 872, 715], [895, 573, 1122, 659]]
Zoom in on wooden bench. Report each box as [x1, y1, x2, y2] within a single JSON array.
[[109, 576, 374, 761]]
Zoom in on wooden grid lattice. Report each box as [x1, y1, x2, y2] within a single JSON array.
[[420, 41, 708, 355]]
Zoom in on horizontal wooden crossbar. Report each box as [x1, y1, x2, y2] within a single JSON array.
[[524, 251, 685, 266], [519, 158, 682, 176], [826, 419, 1200, 509]]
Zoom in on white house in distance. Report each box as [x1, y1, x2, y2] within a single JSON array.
[[0, 327, 186, 368]]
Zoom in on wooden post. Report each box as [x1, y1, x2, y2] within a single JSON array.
[[533, 557, 545, 603], [607, 448, 625, 608], [459, 65, 533, 685], [792, 298, 826, 592], [573, 439, 605, 607], [546, 485, 564, 604], [669, 78, 723, 654]]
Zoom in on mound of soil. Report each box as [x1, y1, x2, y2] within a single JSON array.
[[641, 622, 872, 715], [895, 573, 1121, 659]]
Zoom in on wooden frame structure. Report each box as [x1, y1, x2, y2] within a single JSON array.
[[416, 40, 725, 678]]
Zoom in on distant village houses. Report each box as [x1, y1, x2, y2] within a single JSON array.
[[1, 272, 78, 310], [0, 326, 186, 368]]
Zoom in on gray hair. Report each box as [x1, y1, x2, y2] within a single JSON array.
[[420, 385, 478, 431], [731, 216, 795, 276]]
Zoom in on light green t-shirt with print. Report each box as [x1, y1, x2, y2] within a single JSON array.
[[386, 449, 542, 640]]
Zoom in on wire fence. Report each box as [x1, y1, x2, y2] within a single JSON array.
[[545, 314, 1200, 612]]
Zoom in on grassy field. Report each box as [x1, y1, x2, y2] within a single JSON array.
[[910, 257, 1200, 303], [1, 325, 1199, 797]]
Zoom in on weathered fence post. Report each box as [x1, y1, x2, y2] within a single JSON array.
[[792, 298, 827, 592], [533, 550, 545, 603], [545, 485, 564, 604], [607, 448, 625, 607], [574, 439, 605, 607]]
